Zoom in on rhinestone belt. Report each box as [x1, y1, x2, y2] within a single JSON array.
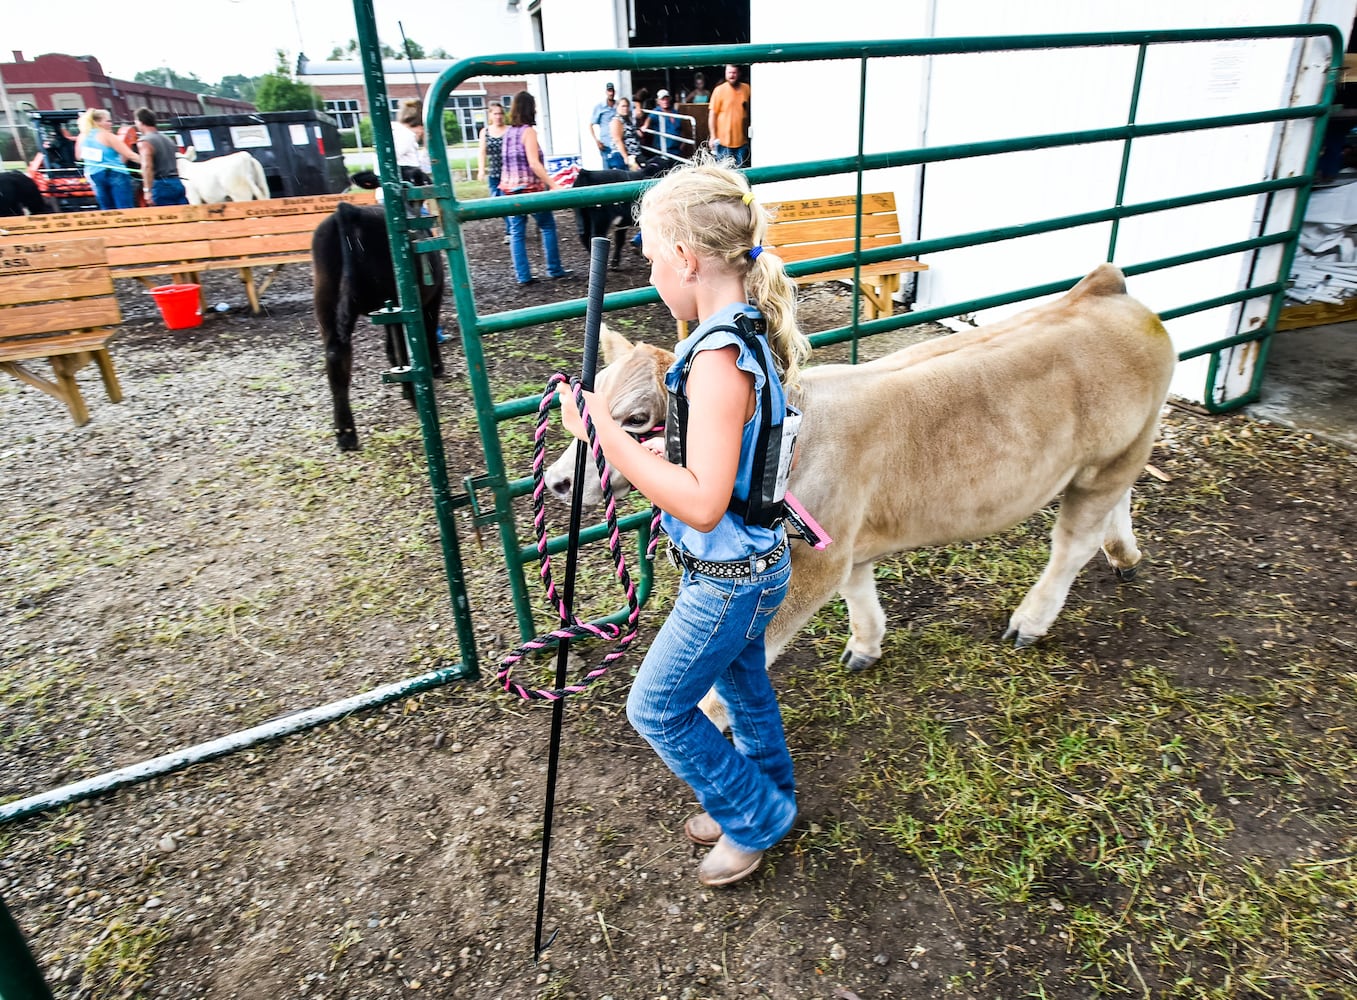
[[666, 538, 788, 579]]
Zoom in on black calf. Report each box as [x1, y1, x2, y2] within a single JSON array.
[[0, 171, 51, 217], [312, 201, 445, 451], [571, 165, 662, 269]]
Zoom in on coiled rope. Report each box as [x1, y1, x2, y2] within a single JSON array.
[[496, 373, 660, 700]]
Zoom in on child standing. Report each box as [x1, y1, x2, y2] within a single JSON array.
[[559, 159, 810, 886]]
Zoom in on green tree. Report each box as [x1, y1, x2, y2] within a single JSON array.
[[325, 37, 430, 60], [441, 110, 461, 146], [133, 68, 212, 95], [254, 74, 322, 112], [217, 74, 260, 103]]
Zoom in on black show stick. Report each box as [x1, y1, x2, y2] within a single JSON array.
[[533, 236, 611, 961]]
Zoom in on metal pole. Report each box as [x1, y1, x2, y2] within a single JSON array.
[[0, 661, 474, 825], [533, 236, 611, 962]]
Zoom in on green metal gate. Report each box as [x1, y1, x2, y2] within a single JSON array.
[[369, 18, 1341, 663]]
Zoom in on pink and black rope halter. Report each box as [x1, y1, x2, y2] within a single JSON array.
[[496, 373, 661, 701]]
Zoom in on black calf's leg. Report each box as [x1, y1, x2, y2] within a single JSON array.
[[323, 325, 360, 451]]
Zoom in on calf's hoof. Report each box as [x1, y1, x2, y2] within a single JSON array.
[[1114, 563, 1139, 582], [1001, 625, 1040, 649], [336, 428, 360, 452], [839, 647, 879, 673]]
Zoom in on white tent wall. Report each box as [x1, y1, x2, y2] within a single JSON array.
[[529, 0, 630, 166], [746, 0, 1355, 406]]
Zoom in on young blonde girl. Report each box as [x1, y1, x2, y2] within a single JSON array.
[[559, 158, 809, 886]]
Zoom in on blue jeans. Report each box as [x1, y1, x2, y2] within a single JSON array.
[[711, 143, 749, 168], [488, 176, 510, 234], [151, 177, 188, 206], [604, 149, 627, 170], [507, 209, 566, 283], [626, 548, 796, 852], [89, 169, 135, 209]]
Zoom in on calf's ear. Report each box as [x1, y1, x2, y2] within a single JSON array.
[[600, 323, 634, 361]]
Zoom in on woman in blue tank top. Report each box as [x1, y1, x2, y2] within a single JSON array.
[[559, 158, 811, 887], [78, 108, 140, 210]]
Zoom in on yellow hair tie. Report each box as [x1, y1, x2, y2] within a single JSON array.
[[741, 192, 754, 205]]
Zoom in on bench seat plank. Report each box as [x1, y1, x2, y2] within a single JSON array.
[[0, 268, 113, 307], [2, 297, 122, 337]]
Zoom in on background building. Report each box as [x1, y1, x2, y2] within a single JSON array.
[[296, 55, 526, 139], [0, 50, 254, 125]]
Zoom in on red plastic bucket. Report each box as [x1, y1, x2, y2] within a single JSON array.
[[149, 284, 203, 330]]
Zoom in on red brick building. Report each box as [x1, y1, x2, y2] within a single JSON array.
[[0, 50, 255, 124]]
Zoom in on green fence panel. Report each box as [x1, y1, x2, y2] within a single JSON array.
[[395, 25, 1338, 647]]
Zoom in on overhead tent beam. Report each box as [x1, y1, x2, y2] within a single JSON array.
[[416, 24, 1340, 647]]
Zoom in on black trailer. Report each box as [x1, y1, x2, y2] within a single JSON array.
[[169, 110, 349, 198]]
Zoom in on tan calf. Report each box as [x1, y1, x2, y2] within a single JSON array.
[[546, 264, 1176, 729]]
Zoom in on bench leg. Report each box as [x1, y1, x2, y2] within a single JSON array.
[[51, 354, 93, 426], [239, 266, 261, 315], [256, 264, 286, 299], [854, 273, 901, 322], [0, 348, 119, 427], [5, 353, 94, 426], [94, 348, 124, 404]]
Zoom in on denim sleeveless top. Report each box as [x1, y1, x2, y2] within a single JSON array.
[[661, 301, 787, 562], [81, 132, 122, 174]]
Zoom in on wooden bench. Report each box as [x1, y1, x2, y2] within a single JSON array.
[[763, 191, 927, 321], [0, 237, 123, 426], [0, 190, 377, 315]]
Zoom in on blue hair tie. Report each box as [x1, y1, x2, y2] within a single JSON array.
[[748, 246, 763, 261]]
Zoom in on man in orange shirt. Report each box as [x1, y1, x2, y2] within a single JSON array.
[[707, 64, 751, 167]]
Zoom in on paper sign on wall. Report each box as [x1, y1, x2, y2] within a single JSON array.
[[230, 125, 271, 148]]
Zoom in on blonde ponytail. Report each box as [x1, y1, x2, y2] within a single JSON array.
[[638, 155, 811, 385]]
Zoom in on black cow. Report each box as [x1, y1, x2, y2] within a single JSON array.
[[571, 163, 666, 268], [0, 171, 51, 217], [312, 188, 445, 451]]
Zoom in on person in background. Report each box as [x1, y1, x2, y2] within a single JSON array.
[[708, 65, 752, 168], [392, 99, 431, 176], [686, 71, 711, 104], [643, 90, 686, 163], [79, 108, 140, 210], [610, 97, 643, 172], [501, 90, 572, 285], [590, 82, 624, 170], [556, 157, 809, 888], [478, 101, 511, 238], [133, 108, 188, 206]]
